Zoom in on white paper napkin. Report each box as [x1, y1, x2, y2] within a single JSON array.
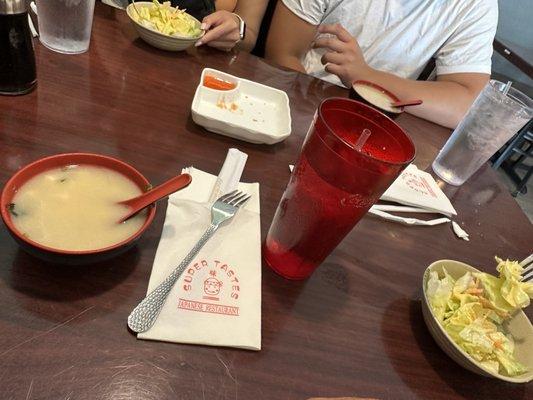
[[138, 167, 261, 350], [368, 164, 457, 226], [377, 164, 457, 217], [368, 164, 471, 239]]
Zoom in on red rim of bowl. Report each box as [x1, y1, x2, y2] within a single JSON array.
[[352, 80, 404, 113], [317, 97, 416, 166], [0, 153, 156, 256]]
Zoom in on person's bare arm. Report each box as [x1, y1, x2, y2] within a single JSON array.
[[197, 0, 268, 52], [361, 70, 488, 129], [215, 0, 237, 12], [233, 0, 269, 51], [265, 1, 317, 73], [315, 24, 488, 128]]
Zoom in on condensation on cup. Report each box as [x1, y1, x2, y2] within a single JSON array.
[[33, 0, 96, 54], [432, 80, 533, 186]]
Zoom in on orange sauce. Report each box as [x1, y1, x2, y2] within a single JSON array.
[[203, 75, 236, 91]]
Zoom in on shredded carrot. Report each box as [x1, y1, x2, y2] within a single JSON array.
[[204, 75, 236, 91]]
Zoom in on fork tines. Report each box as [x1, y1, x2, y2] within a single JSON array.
[[520, 254, 533, 282], [218, 190, 251, 207]]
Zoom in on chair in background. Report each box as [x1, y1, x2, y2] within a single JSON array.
[[490, 38, 533, 196], [492, 120, 533, 196]]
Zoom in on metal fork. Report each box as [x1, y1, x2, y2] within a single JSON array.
[[127, 190, 251, 333], [520, 254, 533, 282]]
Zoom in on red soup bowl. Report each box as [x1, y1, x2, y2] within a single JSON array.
[[1, 153, 156, 265]]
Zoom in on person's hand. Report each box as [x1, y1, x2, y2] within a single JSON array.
[[313, 23, 372, 87], [195, 11, 241, 51]]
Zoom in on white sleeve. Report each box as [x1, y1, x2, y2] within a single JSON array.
[[281, 0, 328, 26], [435, 1, 498, 76]]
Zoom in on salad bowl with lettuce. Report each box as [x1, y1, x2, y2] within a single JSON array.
[[126, 1, 204, 51], [422, 258, 533, 383]]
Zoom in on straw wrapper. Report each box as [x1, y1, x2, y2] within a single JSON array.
[[368, 164, 469, 239], [208, 148, 248, 202]]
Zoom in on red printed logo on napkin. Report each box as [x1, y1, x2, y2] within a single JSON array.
[[203, 271, 223, 300], [178, 259, 240, 316], [401, 172, 437, 198]]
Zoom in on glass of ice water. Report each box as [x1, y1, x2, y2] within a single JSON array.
[[432, 80, 533, 186], [33, 0, 96, 54]]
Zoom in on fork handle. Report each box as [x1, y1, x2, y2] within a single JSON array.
[[127, 223, 219, 333]]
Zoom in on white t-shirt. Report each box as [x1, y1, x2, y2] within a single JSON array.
[[282, 0, 498, 86]]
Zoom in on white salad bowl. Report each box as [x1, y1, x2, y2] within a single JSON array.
[[126, 2, 204, 51], [422, 259, 533, 383]]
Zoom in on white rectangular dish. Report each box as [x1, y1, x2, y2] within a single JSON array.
[[191, 68, 292, 144]]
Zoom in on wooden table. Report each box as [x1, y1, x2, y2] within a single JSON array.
[[1, 4, 531, 400]]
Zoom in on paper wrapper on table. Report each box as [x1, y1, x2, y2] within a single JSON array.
[[138, 167, 261, 350], [208, 148, 248, 202], [378, 164, 457, 217], [368, 164, 459, 227], [368, 207, 450, 226]]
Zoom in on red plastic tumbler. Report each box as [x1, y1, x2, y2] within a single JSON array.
[[263, 98, 415, 280]]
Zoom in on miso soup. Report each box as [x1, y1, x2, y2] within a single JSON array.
[[9, 164, 147, 251], [353, 83, 401, 114]]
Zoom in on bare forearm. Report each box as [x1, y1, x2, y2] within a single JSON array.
[[267, 54, 307, 73], [312, 23, 488, 129], [265, 26, 308, 73], [364, 69, 482, 129], [236, 32, 257, 52], [234, 0, 269, 52], [265, 1, 316, 75]]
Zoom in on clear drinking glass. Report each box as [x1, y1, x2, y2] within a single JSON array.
[[35, 0, 96, 54], [432, 80, 533, 186]]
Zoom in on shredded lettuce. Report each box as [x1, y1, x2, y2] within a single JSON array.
[[132, 1, 202, 37], [427, 257, 532, 376]]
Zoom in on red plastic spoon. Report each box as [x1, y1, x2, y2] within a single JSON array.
[[390, 99, 423, 108], [118, 173, 192, 223]]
